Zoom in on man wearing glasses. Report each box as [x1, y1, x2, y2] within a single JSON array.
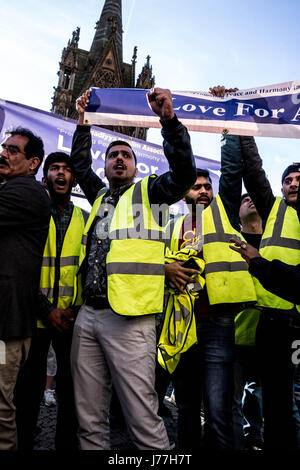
[[0, 128, 51, 450]]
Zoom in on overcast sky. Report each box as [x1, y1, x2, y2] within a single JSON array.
[[1, 0, 300, 195]]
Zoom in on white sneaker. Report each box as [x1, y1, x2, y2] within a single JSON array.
[[43, 389, 56, 407], [164, 390, 177, 407]]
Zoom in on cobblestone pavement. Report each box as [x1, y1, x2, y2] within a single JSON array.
[[33, 393, 300, 451], [33, 396, 179, 451]]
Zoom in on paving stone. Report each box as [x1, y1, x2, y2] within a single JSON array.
[[33, 399, 178, 451]]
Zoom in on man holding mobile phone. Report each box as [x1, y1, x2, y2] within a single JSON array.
[[164, 89, 256, 449]]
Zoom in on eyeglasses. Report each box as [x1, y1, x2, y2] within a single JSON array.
[[1, 144, 26, 156]]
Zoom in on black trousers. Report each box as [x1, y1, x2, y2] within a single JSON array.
[[15, 327, 78, 450], [255, 310, 300, 450]]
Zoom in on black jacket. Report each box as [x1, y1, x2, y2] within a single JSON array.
[[249, 257, 300, 306], [0, 176, 51, 338], [240, 135, 300, 306], [240, 135, 276, 227], [70, 116, 196, 206]]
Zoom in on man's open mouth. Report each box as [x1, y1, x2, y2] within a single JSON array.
[[114, 166, 126, 171], [197, 197, 209, 203], [55, 178, 66, 187]]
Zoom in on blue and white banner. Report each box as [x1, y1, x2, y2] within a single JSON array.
[[84, 80, 300, 139], [0, 99, 220, 213]]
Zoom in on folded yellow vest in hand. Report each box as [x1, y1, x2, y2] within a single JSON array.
[[157, 248, 205, 374]]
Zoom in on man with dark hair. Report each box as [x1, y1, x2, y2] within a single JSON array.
[[164, 132, 256, 449], [195, 168, 212, 181], [6, 127, 44, 174], [15, 151, 88, 450], [69, 87, 196, 450], [223, 129, 300, 449], [232, 194, 264, 451], [105, 140, 137, 164], [0, 128, 50, 450]]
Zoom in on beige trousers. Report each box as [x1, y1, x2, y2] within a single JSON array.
[[0, 337, 31, 450], [71, 304, 170, 450]]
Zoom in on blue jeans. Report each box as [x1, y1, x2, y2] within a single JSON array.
[[256, 310, 300, 450], [172, 315, 235, 449]]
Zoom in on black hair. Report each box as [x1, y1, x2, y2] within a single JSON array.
[[6, 127, 44, 174], [240, 193, 249, 203], [105, 140, 137, 165], [281, 163, 300, 185], [196, 168, 212, 184], [43, 152, 73, 179]]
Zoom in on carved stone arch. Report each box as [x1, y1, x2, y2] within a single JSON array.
[[91, 69, 119, 88], [64, 50, 77, 69]]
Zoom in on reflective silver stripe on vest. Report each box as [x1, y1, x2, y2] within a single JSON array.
[[40, 286, 74, 298], [60, 256, 79, 267], [106, 262, 164, 276], [109, 227, 164, 241], [260, 199, 300, 249], [204, 232, 239, 244], [96, 187, 109, 199], [42, 257, 56, 267], [80, 208, 90, 224], [41, 287, 54, 298], [165, 217, 176, 249], [175, 305, 191, 325], [43, 256, 79, 267], [204, 199, 240, 243], [204, 261, 248, 274], [190, 279, 203, 292], [82, 234, 88, 246], [176, 306, 193, 343], [58, 286, 74, 297], [177, 331, 183, 344], [175, 310, 182, 322]]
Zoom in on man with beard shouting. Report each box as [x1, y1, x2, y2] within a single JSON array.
[[165, 139, 257, 449]]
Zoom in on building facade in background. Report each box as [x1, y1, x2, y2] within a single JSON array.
[[51, 0, 154, 139]]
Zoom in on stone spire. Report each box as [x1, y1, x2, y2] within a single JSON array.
[[51, 27, 80, 116], [88, 0, 123, 66], [136, 55, 155, 89]]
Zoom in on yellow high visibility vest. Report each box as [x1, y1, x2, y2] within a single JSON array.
[[254, 197, 300, 313], [38, 205, 88, 328], [76, 176, 167, 316], [169, 194, 257, 306], [158, 248, 205, 373], [234, 308, 261, 346]]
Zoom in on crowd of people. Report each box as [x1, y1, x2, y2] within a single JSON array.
[[0, 86, 299, 451]]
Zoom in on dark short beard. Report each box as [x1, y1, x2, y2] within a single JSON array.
[[185, 195, 211, 212], [184, 195, 197, 213]]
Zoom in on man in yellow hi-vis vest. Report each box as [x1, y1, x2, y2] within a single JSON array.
[[15, 152, 88, 450], [227, 132, 300, 450], [164, 129, 256, 449], [232, 194, 263, 451], [69, 88, 196, 450]]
